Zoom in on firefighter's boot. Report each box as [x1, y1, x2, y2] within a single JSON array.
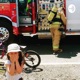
[[53, 49, 63, 54]]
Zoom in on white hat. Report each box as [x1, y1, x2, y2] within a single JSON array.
[[7, 43, 21, 54]]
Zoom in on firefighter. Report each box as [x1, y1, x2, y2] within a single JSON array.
[[48, 0, 66, 53]]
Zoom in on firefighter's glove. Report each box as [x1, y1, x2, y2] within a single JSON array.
[[48, 21, 52, 24], [59, 27, 66, 38], [61, 31, 66, 38]]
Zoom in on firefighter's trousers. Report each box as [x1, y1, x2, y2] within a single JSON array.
[[50, 25, 61, 51]]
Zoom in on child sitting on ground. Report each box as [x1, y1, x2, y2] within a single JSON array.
[[5, 43, 25, 80]]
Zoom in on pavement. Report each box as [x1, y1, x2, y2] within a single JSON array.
[[0, 52, 80, 65], [40, 53, 80, 65], [0, 53, 80, 80]]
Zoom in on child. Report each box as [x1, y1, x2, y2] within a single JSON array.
[[5, 43, 24, 80]]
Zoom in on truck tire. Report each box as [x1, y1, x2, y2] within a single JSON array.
[[0, 21, 14, 45]]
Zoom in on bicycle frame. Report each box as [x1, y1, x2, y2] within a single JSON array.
[[20, 45, 41, 68], [0, 41, 6, 59]]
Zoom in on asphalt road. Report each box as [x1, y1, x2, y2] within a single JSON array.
[[0, 64, 80, 80]]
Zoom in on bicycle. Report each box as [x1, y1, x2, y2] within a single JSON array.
[[20, 45, 41, 68]]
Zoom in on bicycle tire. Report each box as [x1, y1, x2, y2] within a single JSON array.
[[24, 50, 41, 68]]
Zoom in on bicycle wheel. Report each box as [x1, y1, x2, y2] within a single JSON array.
[[24, 50, 41, 68]]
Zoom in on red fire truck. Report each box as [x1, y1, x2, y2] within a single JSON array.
[[0, 0, 80, 44]]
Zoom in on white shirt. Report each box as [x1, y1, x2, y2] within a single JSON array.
[[5, 60, 22, 80]]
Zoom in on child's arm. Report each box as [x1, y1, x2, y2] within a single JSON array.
[[14, 53, 24, 74], [15, 61, 24, 74], [5, 60, 16, 76]]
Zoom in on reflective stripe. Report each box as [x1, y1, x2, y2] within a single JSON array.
[[0, 15, 12, 21], [52, 22, 61, 25], [33, 21, 35, 24], [12, 22, 17, 27], [53, 45, 59, 49]]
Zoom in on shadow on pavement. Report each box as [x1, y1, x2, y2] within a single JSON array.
[[23, 67, 43, 74], [56, 44, 80, 58], [56, 51, 77, 58]]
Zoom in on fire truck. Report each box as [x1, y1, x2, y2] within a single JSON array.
[[0, 0, 80, 44]]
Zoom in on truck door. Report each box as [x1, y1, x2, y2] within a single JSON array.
[[11, 0, 19, 35], [66, 0, 80, 31], [18, 0, 33, 25]]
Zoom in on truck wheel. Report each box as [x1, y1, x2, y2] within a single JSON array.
[[0, 21, 14, 45]]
